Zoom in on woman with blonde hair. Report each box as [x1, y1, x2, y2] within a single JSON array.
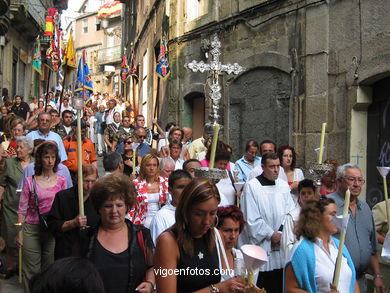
[[155, 178, 246, 292], [129, 153, 169, 228]]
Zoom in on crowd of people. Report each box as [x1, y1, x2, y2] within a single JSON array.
[[0, 91, 387, 293]]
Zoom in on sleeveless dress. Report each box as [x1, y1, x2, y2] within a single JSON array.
[[144, 192, 160, 228], [177, 236, 221, 293]]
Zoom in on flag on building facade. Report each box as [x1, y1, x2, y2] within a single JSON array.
[[156, 40, 170, 79], [32, 37, 42, 75], [120, 55, 130, 83], [75, 50, 93, 100], [44, 39, 61, 71], [63, 31, 76, 69], [130, 49, 138, 79], [44, 8, 57, 37]]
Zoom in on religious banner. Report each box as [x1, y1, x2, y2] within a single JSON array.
[[130, 49, 138, 79], [120, 55, 130, 83], [75, 50, 93, 100], [32, 37, 42, 75], [63, 31, 76, 69], [44, 39, 61, 71], [156, 40, 170, 79]]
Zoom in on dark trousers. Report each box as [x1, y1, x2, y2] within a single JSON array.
[[257, 269, 283, 293]]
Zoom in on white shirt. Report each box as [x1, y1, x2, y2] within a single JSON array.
[[173, 158, 184, 170], [149, 202, 176, 244], [239, 177, 295, 271], [104, 108, 119, 125], [281, 205, 301, 261], [217, 175, 236, 207], [281, 168, 305, 206], [157, 132, 169, 151], [314, 237, 352, 293], [247, 164, 288, 182]]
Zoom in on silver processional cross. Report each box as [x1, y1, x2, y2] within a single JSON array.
[[185, 33, 245, 124]]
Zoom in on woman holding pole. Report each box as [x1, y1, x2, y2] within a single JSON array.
[[16, 142, 67, 292], [284, 198, 359, 293], [0, 136, 33, 279]]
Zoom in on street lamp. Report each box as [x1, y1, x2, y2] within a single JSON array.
[[72, 93, 85, 217]]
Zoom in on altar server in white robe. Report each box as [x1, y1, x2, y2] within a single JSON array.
[[150, 170, 192, 244], [240, 152, 295, 293], [281, 179, 318, 262]]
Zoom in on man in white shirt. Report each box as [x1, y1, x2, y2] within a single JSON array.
[[169, 139, 185, 170], [150, 170, 192, 244], [240, 152, 295, 293]]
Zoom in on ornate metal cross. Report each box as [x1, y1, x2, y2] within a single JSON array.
[[185, 33, 245, 124]]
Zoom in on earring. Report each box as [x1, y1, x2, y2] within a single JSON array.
[[213, 215, 219, 228]]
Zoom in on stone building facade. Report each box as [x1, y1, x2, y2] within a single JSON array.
[[126, 0, 390, 205], [121, 0, 170, 127], [0, 0, 67, 101]]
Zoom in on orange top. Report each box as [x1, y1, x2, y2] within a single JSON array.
[[62, 136, 97, 172]]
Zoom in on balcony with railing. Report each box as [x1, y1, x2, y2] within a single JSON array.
[[97, 45, 121, 65]]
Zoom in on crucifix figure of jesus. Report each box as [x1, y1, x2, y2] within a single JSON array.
[[185, 33, 245, 124]]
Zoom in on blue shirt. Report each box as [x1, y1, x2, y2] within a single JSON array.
[[234, 156, 261, 182], [27, 130, 68, 162], [137, 143, 151, 157], [328, 191, 378, 276], [94, 111, 105, 135]]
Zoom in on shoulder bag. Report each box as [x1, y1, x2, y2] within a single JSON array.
[[32, 176, 49, 232]]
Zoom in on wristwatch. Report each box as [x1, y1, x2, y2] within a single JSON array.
[[209, 284, 220, 293], [374, 274, 384, 279]]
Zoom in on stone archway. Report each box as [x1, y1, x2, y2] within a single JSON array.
[[183, 92, 205, 139], [229, 67, 291, 159]]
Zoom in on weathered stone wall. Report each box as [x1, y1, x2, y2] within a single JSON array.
[[167, 0, 390, 179]]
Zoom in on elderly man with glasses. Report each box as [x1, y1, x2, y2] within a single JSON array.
[[328, 163, 385, 293]]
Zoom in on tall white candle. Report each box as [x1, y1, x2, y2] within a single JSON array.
[[318, 122, 327, 164]]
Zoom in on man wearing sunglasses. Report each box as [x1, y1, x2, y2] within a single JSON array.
[[133, 126, 151, 157], [328, 163, 384, 293]]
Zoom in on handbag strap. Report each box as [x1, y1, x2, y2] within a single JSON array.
[[214, 227, 230, 273], [31, 175, 41, 215], [137, 229, 147, 264]]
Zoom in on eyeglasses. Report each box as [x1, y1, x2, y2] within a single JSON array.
[[125, 141, 132, 145], [137, 135, 146, 139], [343, 176, 365, 185]]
